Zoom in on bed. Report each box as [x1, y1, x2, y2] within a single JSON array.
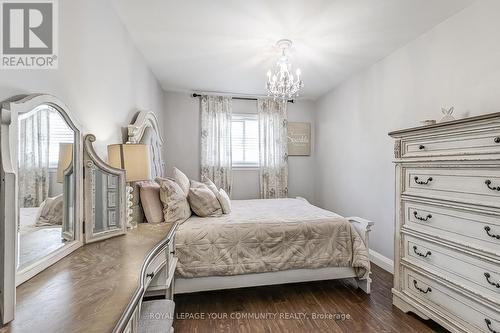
[[127, 111, 374, 294], [19, 206, 64, 268]]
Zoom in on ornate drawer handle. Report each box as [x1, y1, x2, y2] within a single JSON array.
[[413, 211, 432, 222], [413, 246, 431, 258], [485, 226, 500, 240], [419, 145, 425, 150], [413, 280, 432, 294], [414, 176, 433, 185], [495, 136, 500, 144], [170, 250, 176, 255], [485, 180, 500, 191], [146, 272, 155, 279], [484, 273, 500, 288], [485, 319, 499, 333]]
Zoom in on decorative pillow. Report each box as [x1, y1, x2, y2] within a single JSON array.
[[137, 181, 164, 223], [173, 167, 190, 197], [217, 188, 231, 214], [188, 180, 222, 217], [203, 178, 219, 197], [156, 177, 192, 224], [36, 195, 63, 226]]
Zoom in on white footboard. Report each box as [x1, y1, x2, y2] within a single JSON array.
[[347, 216, 374, 294], [347, 216, 374, 247]]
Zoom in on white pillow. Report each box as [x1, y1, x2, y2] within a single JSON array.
[[203, 178, 219, 197], [173, 167, 190, 197], [36, 195, 63, 226], [217, 189, 231, 214], [188, 180, 222, 217]]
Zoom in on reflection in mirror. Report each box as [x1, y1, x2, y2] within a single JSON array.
[[92, 171, 120, 234], [17, 105, 75, 270]]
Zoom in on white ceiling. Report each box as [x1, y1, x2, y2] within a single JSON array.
[[113, 0, 473, 99]]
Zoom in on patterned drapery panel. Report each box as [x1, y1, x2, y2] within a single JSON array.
[[258, 99, 288, 199], [200, 95, 233, 195], [18, 109, 50, 207]]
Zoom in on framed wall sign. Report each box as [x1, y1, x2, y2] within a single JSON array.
[[287, 122, 311, 156]]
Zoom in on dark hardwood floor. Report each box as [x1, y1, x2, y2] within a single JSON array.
[[172, 264, 448, 333]]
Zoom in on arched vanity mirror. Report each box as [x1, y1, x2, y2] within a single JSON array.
[[0, 94, 83, 321]]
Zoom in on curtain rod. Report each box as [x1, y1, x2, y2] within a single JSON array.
[[191, 93, 295, 103]]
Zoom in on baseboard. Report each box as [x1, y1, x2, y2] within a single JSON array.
[[369, 249, 394, 274]]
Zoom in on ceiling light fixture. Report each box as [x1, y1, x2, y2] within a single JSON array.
[[266, 39, 304, 101]]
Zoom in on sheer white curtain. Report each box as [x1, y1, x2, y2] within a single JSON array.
[[258, 99, 288, 199], [18, 109, 50, 207], [200, 95, 233, 195]]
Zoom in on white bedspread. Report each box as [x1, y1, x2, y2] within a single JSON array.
[[175, 198, 370, 279]]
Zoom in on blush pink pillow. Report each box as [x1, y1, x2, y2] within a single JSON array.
[[138, 181, 164, 223]]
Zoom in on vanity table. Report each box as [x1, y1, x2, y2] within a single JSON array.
[[0, 96, 175, 331], [0, 222, 178, 333]]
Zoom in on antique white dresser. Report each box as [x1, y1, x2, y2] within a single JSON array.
[[389, 113, 500, 333]]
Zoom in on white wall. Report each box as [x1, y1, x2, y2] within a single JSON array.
[[164, 91, 316, 202], [0, 0, 165, 156], [314, 0, 500, 260]]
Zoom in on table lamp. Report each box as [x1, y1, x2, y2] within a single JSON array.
[[107, 143, 150, 228]]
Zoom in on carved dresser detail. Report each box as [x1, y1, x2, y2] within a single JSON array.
[[389, 112, 500, 333]]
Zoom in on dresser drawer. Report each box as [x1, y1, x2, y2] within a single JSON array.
[[144, 247, 167, 287], [403, 167, 500, 208], [404, 235, 500, 303], [402, 130, 500, 158], [146, 239, 177, 295], [403, 268, 500, 333], [403, 200, 500, 255]]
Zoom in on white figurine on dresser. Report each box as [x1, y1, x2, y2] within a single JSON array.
[[389, 113, 500, 333]]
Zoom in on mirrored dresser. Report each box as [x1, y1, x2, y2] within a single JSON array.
[[389, 112, 500, 333], [0, 95, 177, 332]]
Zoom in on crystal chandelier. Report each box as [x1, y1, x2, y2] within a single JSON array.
[[266, 39, 304, 101]]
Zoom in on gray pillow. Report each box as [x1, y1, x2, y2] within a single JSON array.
[[188, 180, 222, 217], [156, 177, 191, 224]]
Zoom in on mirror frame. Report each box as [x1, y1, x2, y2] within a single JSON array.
[[83, 134, 127, 243], [0, 94, 84, 288]]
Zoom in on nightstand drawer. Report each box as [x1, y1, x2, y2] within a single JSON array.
[[403, 167, 500, 208], [403, 200, 500, 255], [403, 267, 500, 333], [404, 235, 500, 303]]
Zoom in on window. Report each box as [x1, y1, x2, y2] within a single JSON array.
[[48, 110, 74, 168], [231, 114, 259, 168]]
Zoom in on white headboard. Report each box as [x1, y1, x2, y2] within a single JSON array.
[[127, 111, 166, 179]]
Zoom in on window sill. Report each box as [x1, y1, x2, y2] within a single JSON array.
[[232, 166, 260, 171]]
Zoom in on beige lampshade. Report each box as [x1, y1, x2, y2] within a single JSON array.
[[107, 144, 151, 182], [57, 143, 73, 183]]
